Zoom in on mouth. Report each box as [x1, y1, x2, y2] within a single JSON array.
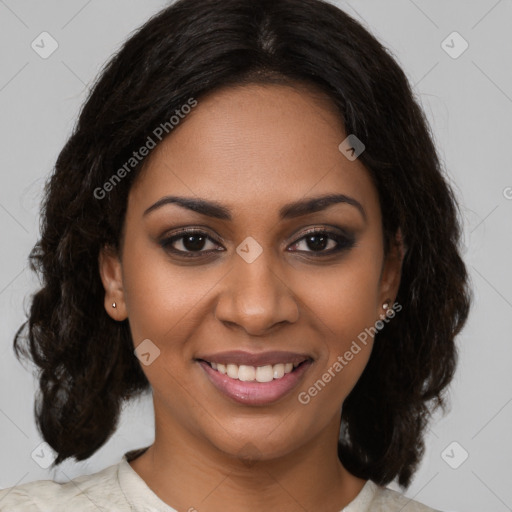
[[195, 351, 314, 406]]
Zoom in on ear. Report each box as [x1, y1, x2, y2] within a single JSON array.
[[98, 244, 128, 321], [377, 228, 406, 315]]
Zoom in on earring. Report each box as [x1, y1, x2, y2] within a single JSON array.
[[112, 302, 117, 309], [382, 299, 392, 311]]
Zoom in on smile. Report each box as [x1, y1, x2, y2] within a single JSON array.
[[196, 355, 313, 406]]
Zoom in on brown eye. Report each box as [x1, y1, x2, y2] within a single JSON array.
[[160, 229, 222, 257], [288, 228, 356, 255]]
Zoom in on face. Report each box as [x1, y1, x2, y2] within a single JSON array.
[[100, 83, 402, 462]]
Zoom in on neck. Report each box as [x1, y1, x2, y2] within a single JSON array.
[[129, 410, 367, 512]]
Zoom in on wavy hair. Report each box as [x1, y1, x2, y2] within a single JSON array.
[[13, 0, 471, 488]]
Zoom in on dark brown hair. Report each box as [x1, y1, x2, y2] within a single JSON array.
[[13, 0, 471, 488]]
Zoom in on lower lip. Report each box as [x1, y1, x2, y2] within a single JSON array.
[[198, 360, 312, 406]]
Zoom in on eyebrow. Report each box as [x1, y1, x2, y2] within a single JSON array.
[[143, 193, 366, 222]]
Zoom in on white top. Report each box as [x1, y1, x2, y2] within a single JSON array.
[[0, 450, 440, 511]]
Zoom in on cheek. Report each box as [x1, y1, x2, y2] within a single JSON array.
[[120, 236, 211, 348], [295, 251, 382, 398], [330, 259, 382, 358], [300, 250, 383, 336]]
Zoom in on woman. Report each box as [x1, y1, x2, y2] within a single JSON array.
[[0, 0, 470, 510]]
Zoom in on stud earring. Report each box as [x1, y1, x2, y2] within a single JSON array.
[[112, 302, 117, 309], [382, 299, 392, 311]]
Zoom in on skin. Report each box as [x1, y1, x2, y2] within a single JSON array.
[[99, 83, 404, 512]]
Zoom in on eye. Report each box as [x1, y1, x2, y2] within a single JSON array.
[[288, 228, 355, 255], [159, 228, 223, 257]]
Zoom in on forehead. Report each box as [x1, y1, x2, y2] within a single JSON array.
[[129, 83, 379, 222]]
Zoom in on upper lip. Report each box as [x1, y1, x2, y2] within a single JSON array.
[[196, 350, 312, 367]]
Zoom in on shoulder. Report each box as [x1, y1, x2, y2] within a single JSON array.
[[369, 481, 440, 512], [0, 461, 128, 512]]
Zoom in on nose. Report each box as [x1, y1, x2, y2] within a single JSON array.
[[214, 249, 300, 336]]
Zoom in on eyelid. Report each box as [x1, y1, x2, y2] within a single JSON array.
[[292, 225, 353, 241]]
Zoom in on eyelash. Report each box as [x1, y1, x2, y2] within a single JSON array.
[[159, 227, 356, 259]]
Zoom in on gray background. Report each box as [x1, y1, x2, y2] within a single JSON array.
[[0, 1, 511, 510]]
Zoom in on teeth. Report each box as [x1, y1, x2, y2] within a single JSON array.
[[238, 365, 256, 381], [256, 365, 274, 382], [273, 363, 285, 379], [208, 361, 302, 382], [226, 364, 238, 379]]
